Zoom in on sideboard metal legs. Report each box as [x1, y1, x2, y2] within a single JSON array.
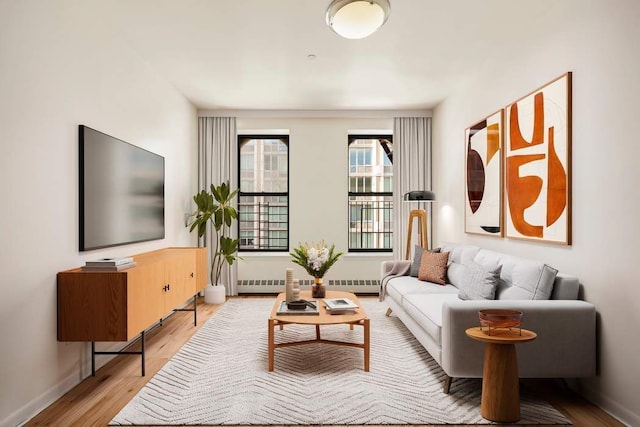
[[90, 295, 199, 377], [174, 295, 198, 326], [91, 330, 146, 377]]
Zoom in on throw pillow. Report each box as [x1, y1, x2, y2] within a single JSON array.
[[446, 262, 467, 288], [498, 263, 558, 300], [418, 251, 450, 285], [410, 245, 441, 277], [457, 262, 502, 300], [409, 245, 424, 277]]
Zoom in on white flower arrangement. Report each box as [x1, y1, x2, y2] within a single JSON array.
[[290, 240, 343, 279]]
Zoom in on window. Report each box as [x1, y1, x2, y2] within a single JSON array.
[[348, 135, 393, 252], [238, 135, 289, 251]]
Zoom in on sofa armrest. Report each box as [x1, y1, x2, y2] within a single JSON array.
[[551, 273, 580, 300], [380, 260, 411, 280], [441, 299, 596, 379]]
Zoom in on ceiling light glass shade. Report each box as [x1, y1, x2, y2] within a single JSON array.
[[326, 0, 391, 39]]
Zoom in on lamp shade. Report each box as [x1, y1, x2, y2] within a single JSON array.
[[326, 0, 391, 39], [403, 190, 436, 202]]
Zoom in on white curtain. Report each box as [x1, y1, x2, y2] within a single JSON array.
[[198, 117, 239, 296], [392, 117, 433, 260]]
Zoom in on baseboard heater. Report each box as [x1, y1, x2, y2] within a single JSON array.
[[237, 279, 380, 294]]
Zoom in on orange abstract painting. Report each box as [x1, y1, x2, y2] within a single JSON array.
[[504, 73, 572, 244]]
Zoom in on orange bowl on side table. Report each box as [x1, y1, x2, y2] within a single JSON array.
[[478, 309, 523, 335]]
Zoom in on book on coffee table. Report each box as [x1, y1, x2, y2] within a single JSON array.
[[324, 298, 358, 309], [276, 300, 319, 315], [324, 297, 359, 314]]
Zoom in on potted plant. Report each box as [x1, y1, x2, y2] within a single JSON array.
[[187, 181, 241, 304]]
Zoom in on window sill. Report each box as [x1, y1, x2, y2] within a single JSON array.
[[239, 252, 290, 258], [239, 252, 393, 258], [345, 252, 394, 258]]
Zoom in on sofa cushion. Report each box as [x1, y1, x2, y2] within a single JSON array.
[[409, 245, 441, 277], [418, 251, 450, 285], [403, 293, 460, 344], [446, 262, 466, 288], [456, 263, 502, 300], [440, 242, 480, 265], [474, 249, 559, 300], [386, 276, 459, 305]]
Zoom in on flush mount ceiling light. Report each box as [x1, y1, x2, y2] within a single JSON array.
[[326, 0, 391, 39]]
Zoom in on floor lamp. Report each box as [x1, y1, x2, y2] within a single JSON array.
[[403, 190, 436, 260]]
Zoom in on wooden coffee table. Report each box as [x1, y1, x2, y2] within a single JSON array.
[[268, 290, 370, 372], [466, 327, 537, 422]]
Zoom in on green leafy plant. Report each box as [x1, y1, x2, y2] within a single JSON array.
[[290, 240, 343, 279], [187, 181, 241, 287]]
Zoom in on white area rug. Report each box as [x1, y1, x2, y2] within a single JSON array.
[[111, 298, 570, 425]]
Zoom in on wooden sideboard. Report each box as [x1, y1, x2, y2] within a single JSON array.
[[57, 247, 207, 375]]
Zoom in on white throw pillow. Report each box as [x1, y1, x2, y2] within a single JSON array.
[[455, 262, 502, 300]]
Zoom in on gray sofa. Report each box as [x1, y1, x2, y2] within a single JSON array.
[[380, 242, 596, 393]]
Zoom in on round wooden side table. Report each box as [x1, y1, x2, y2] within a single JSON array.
[[465, 327, 537, 423]]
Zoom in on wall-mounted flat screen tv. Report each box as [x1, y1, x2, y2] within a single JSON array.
[[79, 125, 165, 251]]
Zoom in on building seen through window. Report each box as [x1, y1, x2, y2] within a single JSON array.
[[348, 135, 393, 252], [238, 135, 289, 251]]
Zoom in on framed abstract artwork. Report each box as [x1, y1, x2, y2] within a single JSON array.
[[504, 72, 572, 245], [465, 110, 503, 236]]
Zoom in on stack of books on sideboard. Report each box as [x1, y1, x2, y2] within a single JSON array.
[[81, 257, 136, 271]]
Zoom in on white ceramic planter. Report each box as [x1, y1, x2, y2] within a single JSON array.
[[204, 284, 226, 304]]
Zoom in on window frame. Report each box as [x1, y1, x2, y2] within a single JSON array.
[[237, 134, 290, 252], [347, 134, 393, 253]]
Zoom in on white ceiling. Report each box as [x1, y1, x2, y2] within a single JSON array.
[[99, 0, 555, 111]]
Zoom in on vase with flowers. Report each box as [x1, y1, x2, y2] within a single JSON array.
[[290, 240, 343, 298]]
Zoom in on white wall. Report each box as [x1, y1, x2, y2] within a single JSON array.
[[235, 117, 395, 282], [432, 1, 640, 424], [0, 2, 197, 425]]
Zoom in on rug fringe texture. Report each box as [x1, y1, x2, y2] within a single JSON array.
[[110, 298, 570, 425]]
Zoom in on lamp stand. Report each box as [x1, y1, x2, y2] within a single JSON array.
[[405, 209, 428, 260]]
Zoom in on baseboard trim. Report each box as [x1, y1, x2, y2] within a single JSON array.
[[5, 342, 126, 427], [6, 302, 194, 427], [578, 381, 637, 426], [4, 366, 81, 427], [6, 344, 130, 427]]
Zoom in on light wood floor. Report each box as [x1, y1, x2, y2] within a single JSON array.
[[26, 296, 623, 427]]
